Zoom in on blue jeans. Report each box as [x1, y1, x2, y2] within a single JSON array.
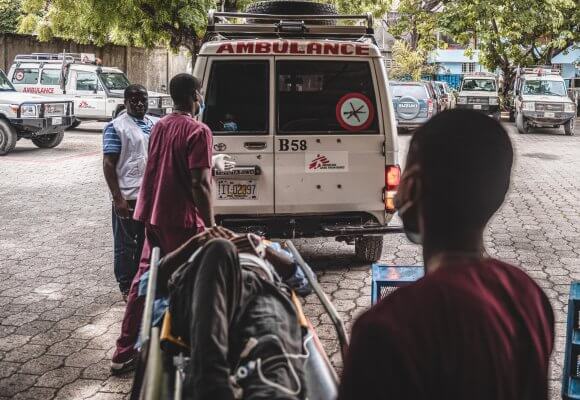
[[112, 201, 145, 293]]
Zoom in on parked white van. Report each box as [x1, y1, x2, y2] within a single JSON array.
[[194, 8, 401, 261], [7, 53, 172, 128]]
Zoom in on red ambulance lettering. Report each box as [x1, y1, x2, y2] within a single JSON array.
[[323, 43, 339, 55], [356, 45, 370, 56], [306, 42, 323, 55], [254, 42, 270, 54], [289, 42, 305, 54], [273, 42, 289, 53], [237, 42, 255, 53], [217, 44, 235, 54], [340, 44, 354, 55], [216, 41, 371, 56]]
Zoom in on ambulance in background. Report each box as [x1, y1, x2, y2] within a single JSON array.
[[7, 53, 172, 129]]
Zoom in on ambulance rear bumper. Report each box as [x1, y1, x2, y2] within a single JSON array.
[[217, 212, 402, 238]]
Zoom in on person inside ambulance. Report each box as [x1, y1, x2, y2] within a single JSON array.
[[338, 109, 554, 400], [139, 227, 311, 400]]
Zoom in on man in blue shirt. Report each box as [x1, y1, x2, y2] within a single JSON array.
[[102, 84, 159, 302]]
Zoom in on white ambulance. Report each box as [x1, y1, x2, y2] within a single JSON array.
[[195, 9, 401, 261], [7, 53, 172, 128]]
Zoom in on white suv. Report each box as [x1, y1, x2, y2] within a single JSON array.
[[7, 53, 172, 128], [0, 69, 74, 155], [456, 73, 501, 120], [194, 8, 401, 261], [511, 67, 576, 135]]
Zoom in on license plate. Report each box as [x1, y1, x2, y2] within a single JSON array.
[[473, 104, 482, 110], [52, 117, 62, 125], [217, 179, 258, 200], [166, 108, 172, 114], [544, 112, 555, 118]]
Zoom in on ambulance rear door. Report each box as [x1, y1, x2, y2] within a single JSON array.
[[201, 57, 275, 216], [273, 57, 386, 216]]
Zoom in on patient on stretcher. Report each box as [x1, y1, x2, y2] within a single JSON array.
[[140, 227, 312, 400]]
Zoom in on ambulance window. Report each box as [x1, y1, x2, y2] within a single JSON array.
[[41, 69, 61, 85], [277, 61, 378, 133], [204, 60, 269, 134], [76, 72, 99, 91], [12, 68, 39, 84]]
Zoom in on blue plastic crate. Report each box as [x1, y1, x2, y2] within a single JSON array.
[[563, 281, 580, 400], [371, 263, 425, 305]]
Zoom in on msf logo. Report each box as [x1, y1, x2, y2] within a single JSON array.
[[309, 154, 330, 170]]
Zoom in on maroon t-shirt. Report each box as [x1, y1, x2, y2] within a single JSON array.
[[339, 259, 554, 400], [134, 113, 212, 229]]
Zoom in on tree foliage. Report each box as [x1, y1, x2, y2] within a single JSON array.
[[390, 40, 436, 80], [18, 0, 391, 53], [19, 0, 217, 53], [0, 0, 23, 33], [388, 0, 441, 52], [439, 0, 579, 92]]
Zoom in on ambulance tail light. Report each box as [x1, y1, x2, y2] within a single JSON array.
[[384, 165, 401, 213], [427, 99, 434, 117]]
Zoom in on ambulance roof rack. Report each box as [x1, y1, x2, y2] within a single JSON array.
[[205, 10, 376, 43], [13, 53, 99, 66], [463, 71, 497, 77], [518, 66, 561, 76]]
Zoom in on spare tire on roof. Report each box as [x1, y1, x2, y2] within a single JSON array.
[[245, 1, 339, 25]]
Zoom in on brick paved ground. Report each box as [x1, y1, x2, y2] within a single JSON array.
[[0, 121, 578, 399]]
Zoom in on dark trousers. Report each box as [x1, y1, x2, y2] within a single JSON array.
[[112, 201, 145, 293], [169, 239, 305, 400], [112, 224, 199, 364]]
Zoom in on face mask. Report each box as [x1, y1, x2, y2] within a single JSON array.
[[398, 200, 422, 244]]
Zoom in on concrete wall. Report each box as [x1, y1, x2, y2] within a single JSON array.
[[0, 34, 191, 92]]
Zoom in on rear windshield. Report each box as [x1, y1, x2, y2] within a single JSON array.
[[390, 84, 428, 99], [277, 61, 378, 133], [461, 78, 496, 92], [12, 68, 39, 84], [204, 60, 269, 134], [41, 69, 61, 85]]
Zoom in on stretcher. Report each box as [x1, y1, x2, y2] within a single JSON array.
[[130, 240, 348, 400]]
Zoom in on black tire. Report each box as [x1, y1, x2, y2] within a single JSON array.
[[564, 118, 575, 136], [508, 109, 515, 122], [32, 131, 64, 149], [245, 1, 339, 25], [0, 118, 17, 156], [355, 236, 384, 263], [65, 119, 81, 131], [516, 112, 530, 134]]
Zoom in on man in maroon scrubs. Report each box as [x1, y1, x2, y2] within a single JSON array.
[[110, 74, 214, 374], [339, 110, 554, 399]]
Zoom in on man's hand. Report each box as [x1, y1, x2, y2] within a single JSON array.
[[114, 197, 132, 219], [212, 154, 236, 172]]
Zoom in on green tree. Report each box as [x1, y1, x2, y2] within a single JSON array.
[[19, 0, 219, 53], [18, 0, 391, 53], [390, 40, 436, 80], [0, 0, 22, 33], [439, 0, 579, 93], [388, 0, 441, 52]]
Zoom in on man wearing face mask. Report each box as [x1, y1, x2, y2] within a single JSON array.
[[103, 84, 159, 302], [339, 110, 554, 400], [110, 74, 214, 374]]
